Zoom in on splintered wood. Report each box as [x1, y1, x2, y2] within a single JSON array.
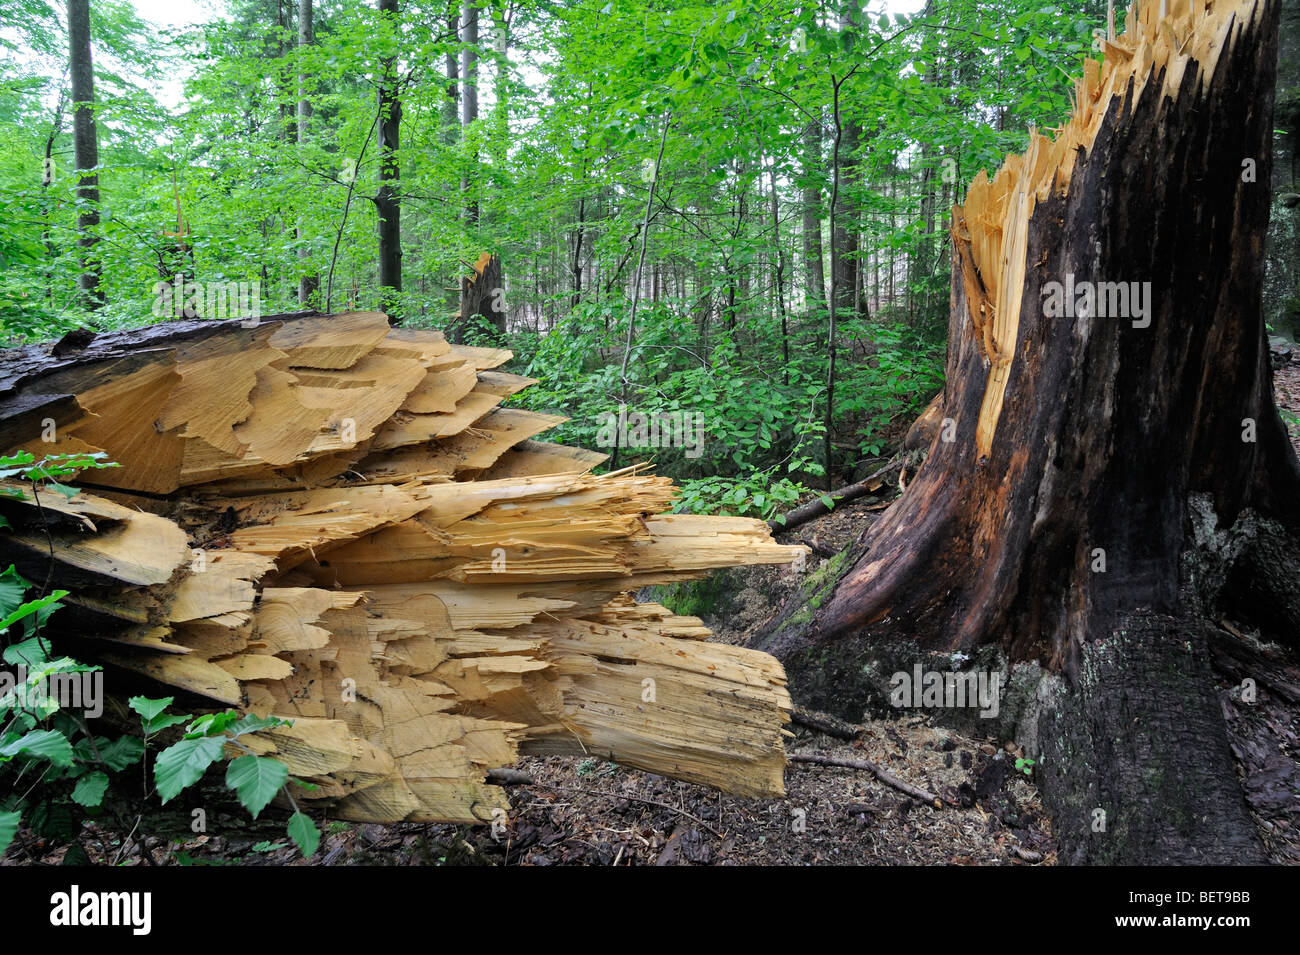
[[956, 0, 1262, 455], [0, 310, 802, 824]]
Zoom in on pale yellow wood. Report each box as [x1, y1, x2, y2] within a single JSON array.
[[15, 302, 813, 824], [268, 312, 392, 369], [956, 0, 1263, 455]]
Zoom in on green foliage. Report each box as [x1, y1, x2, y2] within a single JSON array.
[[225, 755, 289, 819], [288, 811, 320, 859], [674, 471, 809, 521], [0, 0, 1113, 524]]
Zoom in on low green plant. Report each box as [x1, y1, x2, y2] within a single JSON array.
[[673, 470, 812, 521]]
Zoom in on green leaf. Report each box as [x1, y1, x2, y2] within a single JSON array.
[[185, 711, 240, 738], [72, 771, 109, 807], [227, 713, 290, 738], [130, 696, 190, 734], [62, 843, 90, 865], [45, 481, 79, 499], [154, 736, 226, 803], [0, 810, 20, 856], [225, 755, 288, 819], [2, 636, 47, 668], [288, 812, 320, 859], [151, 713, 191, 734], [97, 736, 144, 772], [0, 729, 74, 766], [128, 695, 174, 722], [0, 566, 28, 619]]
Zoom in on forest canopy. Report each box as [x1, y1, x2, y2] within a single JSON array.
[[0, 0, 1130, 516]]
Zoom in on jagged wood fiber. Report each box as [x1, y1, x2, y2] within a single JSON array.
[[0, 298, 804, 823]]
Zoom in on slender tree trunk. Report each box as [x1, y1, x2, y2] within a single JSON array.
[[489, 0, 509, 169], [442, 3, 459, 144], [758, 0, 1294, 865], [770, 159, 790, 383], [375, 0, 402, 316], [831, 9, 862, 321], [297, 0, 318, 305], [68, 0, 103, 311], [571, 196, 585, 309], [824, 76, 844, 491], [461, 0, 479, 226], [41, 90, 66, 306], [801, 116, 825, 311]]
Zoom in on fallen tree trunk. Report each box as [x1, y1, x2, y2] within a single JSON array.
[[0, 306, 803, 824], [768, 459, 899, 534], [755, 0, 1298, 864]]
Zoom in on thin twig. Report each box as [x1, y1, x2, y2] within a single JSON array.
[[787, 753, 948, 807]]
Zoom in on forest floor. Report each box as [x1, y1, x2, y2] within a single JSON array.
[[1273, 347, 1300, 459], [7, 491, 1055, 867], [7, 359, 1299, 867]]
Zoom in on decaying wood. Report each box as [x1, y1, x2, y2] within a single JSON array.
[[790, 704, 861, 740], [0, 300, 803, 824]]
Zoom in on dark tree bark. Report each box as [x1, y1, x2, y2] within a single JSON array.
[[755, 0, 1296, 864], [455, 253, 505, 342], [461, 0, 480, 226], [41, 90, 66, 305], [276, 0, 295, 140], [830, 6, 863, 321], [571, 195, 586, 309], [375, 0, 403, 315], [67, 0, 103, 310], [297, 0, 318, 306], [442, 3, 460, 143]]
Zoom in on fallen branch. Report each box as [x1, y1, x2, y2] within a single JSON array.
[[485, 768, 536, 787], [787, 752, 946, 808], [768, 458, 900, 534], [791, 704, 860, 740]]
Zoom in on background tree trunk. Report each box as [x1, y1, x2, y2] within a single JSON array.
[[461, 0, 479, 226], [801, 116, 826, 312], [68, 0, 103, 311], [830, 7, 862, 321], [297, 0, 318, 306], [442, 2, 459, 143], [376, 0, 402, 315], [756, 0, 1295, 864]]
